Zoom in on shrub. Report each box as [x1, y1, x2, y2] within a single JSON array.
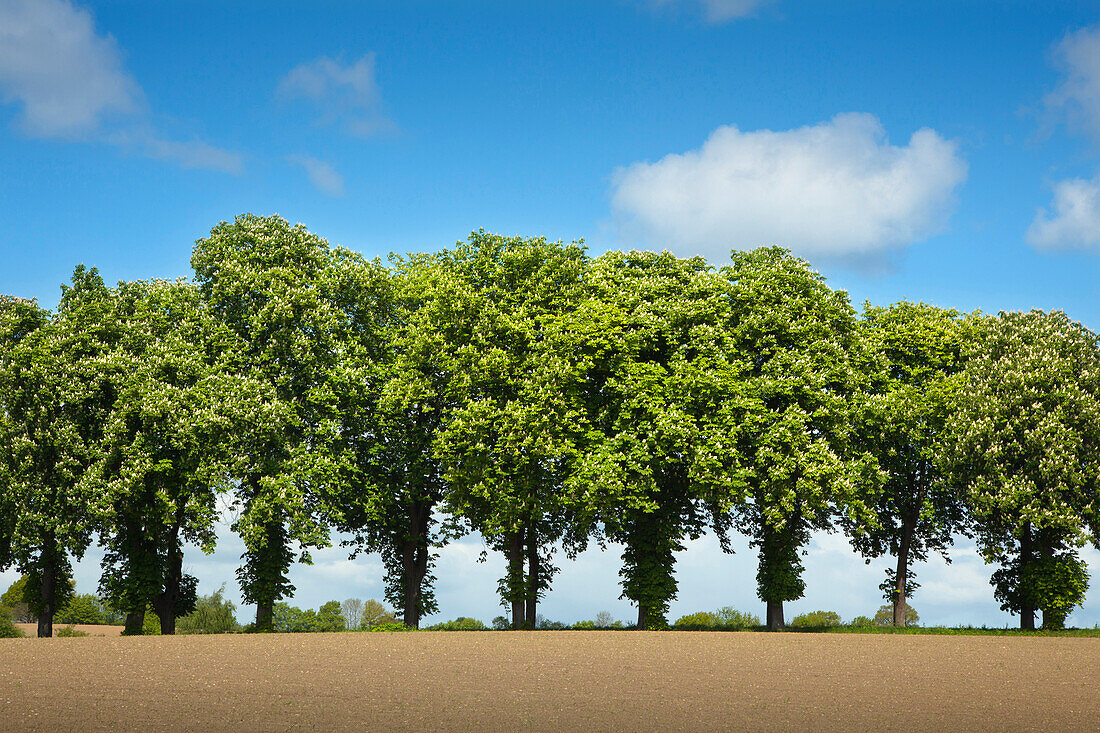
[[789, 610, 842, 628], [142, 608, 161, 635], [273, 601, 347, 633], [56, 594, 106, 625], [1, 576, 34, 623], [492, 616, 510, 630], [426, 617, 488, 631], [849, 615, 875, 628], [56, 624, 88, 637], [716, 607, 761, 629], [873, 604, 920, 628], [673, 611, 722, 630], [672, 608, 759, 630], [536, 615, 568, 630], [366, 621, 409, 632], [357, 599, 399, 630], [0, 605, 25, 638], [177, 586, 239, 634]]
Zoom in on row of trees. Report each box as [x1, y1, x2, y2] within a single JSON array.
[[2, 215, 1098, 637]]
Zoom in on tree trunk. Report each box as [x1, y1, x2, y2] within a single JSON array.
[[255, 601, 274, 632], [758, 520, 801, 631], [154, 513, 186, 635], [400, 498, 433, 629], [36, 545, 55, 638], [525, 526, 539, 629], [252, 519, 283, 632], [507, 528, 525, 630], [1019, 522, 1036, 631], [766, 601, 785, 630], [400, 506, 420, 629], [893, 512, 916, 627], [400, 536, 420, 629], [154, 545, 184, 635], [124, 610, 145, 635]]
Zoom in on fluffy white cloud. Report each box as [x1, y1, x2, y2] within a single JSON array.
[[1027, 175, 1100, 250], [610, 113, 967, 262], [287, 155, 346, 197], [1030, 27, 1100, 252], [0, 0, 240, 172], [653, 0, 772, 23], [0, 0, 140, 137], [277, 53, 394, 137], [1045, 25, 1100, 143]]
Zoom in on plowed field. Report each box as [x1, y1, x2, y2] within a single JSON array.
[[14, 623, 123, 637], [1, 631, 1096, 731]]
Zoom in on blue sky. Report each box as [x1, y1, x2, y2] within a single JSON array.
[[3, 0, 1100, 627]]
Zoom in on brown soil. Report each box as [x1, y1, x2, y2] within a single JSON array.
[[1, 631, 1096, 731], [15, 623, 124, 637]]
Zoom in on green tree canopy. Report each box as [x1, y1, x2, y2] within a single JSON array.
[[88, 279, 261, 634], [398, 231, 590, 629], [568, 250, 748, 628], [191, 214, 390, 631], [0, 270, 118, 636], [720, 247, 878, 630], [846, 302, 975, 626], [177, 585, 239, 634], [942, 309, 1100, 629], [328, 264, 452, 629]]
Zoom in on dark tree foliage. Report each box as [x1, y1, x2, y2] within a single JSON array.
[[0, 270, 119, 636], [396, 232, 590, 629], [569, 251, 746, 629], [846, 302, 975, 627], [943, 310, 1100, 630], [191, 214, 389, 631], [720, 248, 878, 630]]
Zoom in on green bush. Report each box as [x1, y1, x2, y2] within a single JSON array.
[[365, 621, 409, 632], [56, 594, 106, 625], [789, 610, 842, 628], [177, 586, 239, 634], [357, 599, 398, 630], [0, 605, 25, 638], [673, 611, 723, 630], [426, 617, 488, 631], [536, 615, 568, 630], [1, 576, 34, 623], [716, 607, 761, 629], [672, 608, 760, 630], [56, 624, 89, 637], [142, 608, 161, 635], [873, 604, 920, 628], [273, 601, 346, 633], [849, 615, 875, 628]]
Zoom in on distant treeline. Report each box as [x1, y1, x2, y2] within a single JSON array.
[[2, 214, 1098, 638]]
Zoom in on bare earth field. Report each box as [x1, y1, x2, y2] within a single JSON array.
[[14, 624, 123, 637], [1, 631, 1097, 732]]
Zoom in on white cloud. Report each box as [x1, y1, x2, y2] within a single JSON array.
[[287, 155, 345, 197], [652, 0, 773, 23], [277, 53, 395, 137], [0, 0, 240, 172], [610, 113, 967, 262], [1029, 27, 1100, 253], [1045, 25, 1100, 144], [105, 128, 245, 174], [1027, 175, 1100, 250], [0, 0, 140, 137]]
